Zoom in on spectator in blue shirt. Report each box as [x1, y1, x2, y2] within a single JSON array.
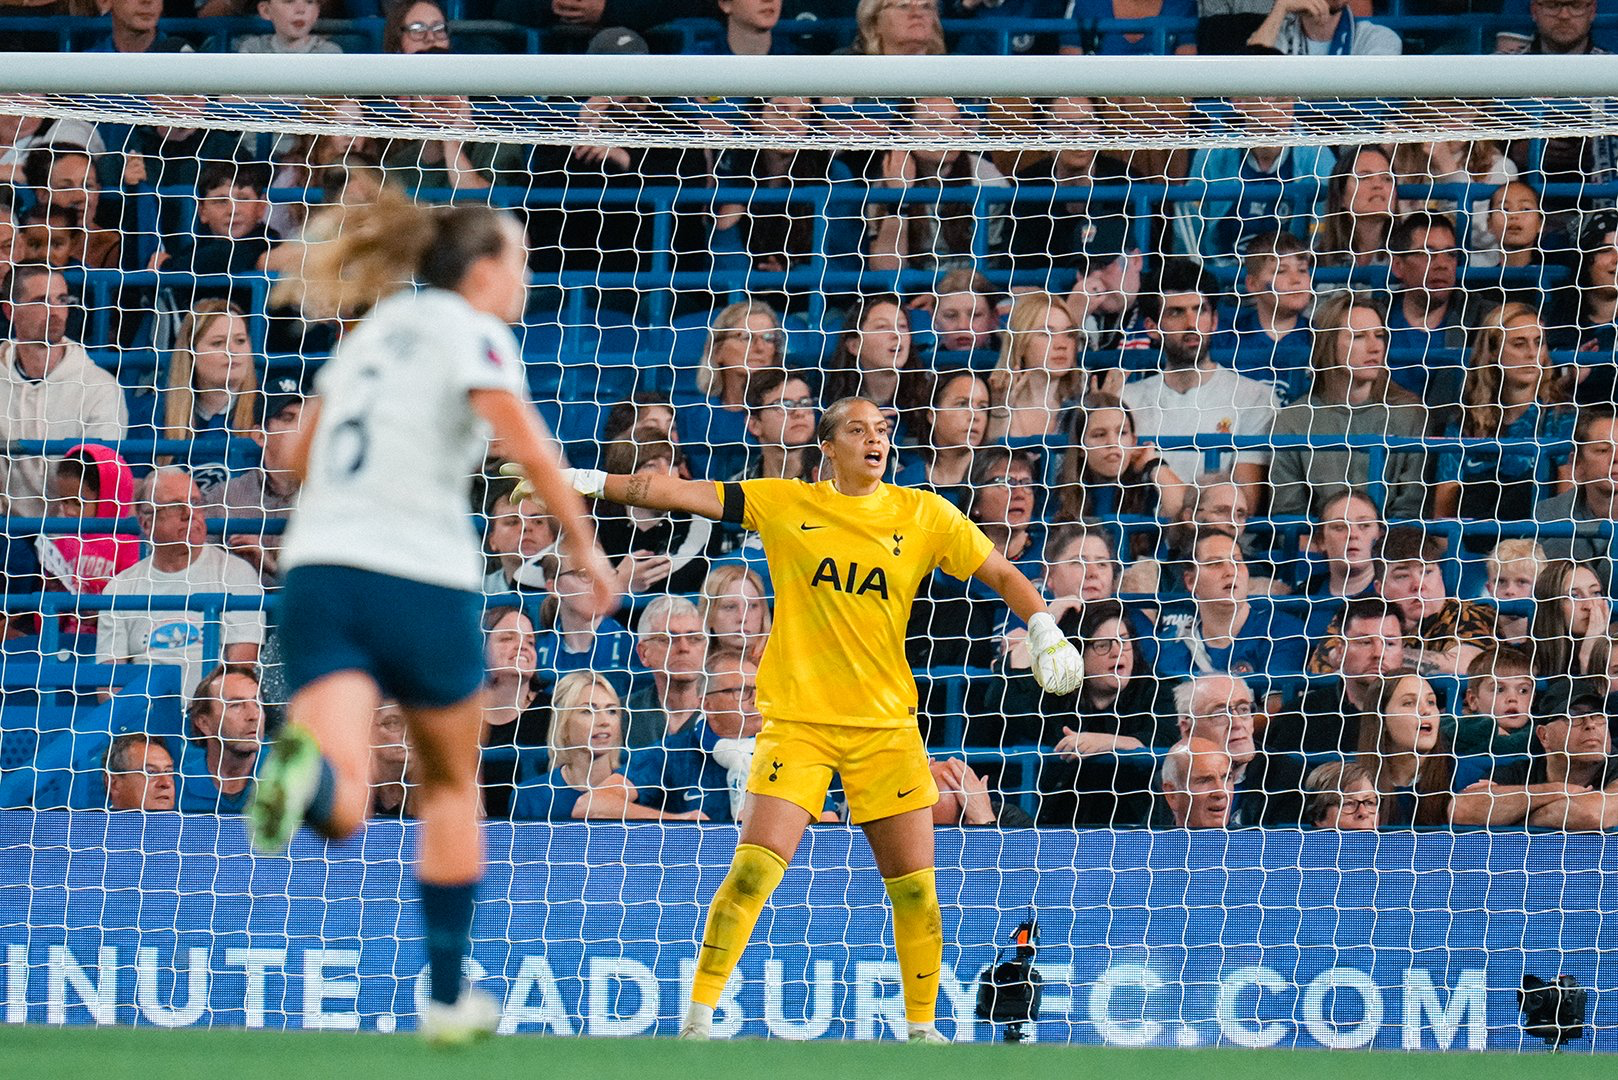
[[533, 560, 639, 697], [104, 733, 177, 811], [1356, 672, 1455, 827], [1384, 211, 1470, 402], [1174, 98, 1334, 266], [700, 563, 773, 671], [1057, 0, 1196, 55], [1433, 301, 1574, 521], [1216, 229, 1316, 404], [694, 0, 799, 54], [1244, 0, 1401, 55], [514, 672, 705, 822], [1301, 487, 1382, 633], [1146, 527, 1309, 710], [177, 662, 264, 813], [88, 0, 194, 53]]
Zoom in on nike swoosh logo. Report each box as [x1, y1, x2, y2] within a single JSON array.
[[799, 523, 826, 531], [897, 786, 919, 798], [683, 791, 703, 802], [917, 968, 939, 980]]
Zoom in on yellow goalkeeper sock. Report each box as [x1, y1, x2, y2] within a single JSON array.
[[885, 867, 943, 1025], [691, 843, 788, 1008]]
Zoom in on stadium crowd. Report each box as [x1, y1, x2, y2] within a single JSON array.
[[4, 0, 1618, 832]]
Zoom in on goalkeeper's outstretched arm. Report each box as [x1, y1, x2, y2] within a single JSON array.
[[974, 550, 1083, 695], [503, 463, 724, 519]]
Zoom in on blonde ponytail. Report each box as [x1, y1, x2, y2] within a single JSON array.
[[271, 186, 438, 320]]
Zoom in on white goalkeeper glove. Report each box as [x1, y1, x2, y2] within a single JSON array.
[[498, 461, 607, 504], [1026, 611, 1082, 696]]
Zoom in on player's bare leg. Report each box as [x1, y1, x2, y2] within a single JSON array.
[[405, 692, 498, 1045], [249, 670, 377, 851], [863, 807, 945, 1043], [683, 793, 813, 1039]]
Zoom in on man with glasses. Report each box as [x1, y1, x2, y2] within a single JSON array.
[[1499, 0, 1606, 54], [1451, 683, 1618, 829], [735, 369, 818, 482], [97, 466, 265, 695], [623, 594, 708, 749], [104, 733, 177, 811], [1161, 672, 1306, 826], [628, 653, 758, 823], [0, 264, 127, 517]]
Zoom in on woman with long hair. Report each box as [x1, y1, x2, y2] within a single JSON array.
[[988, 291, 1084, 440], [1432, 302, 1572, 520], [851, 0, 945, 55], [1314, 144, 1396, 269], [903, 368, 989, 493], [161, 301, 259, 442], [699, 563, 773, 666], [821, 293, 927, 425], [248, 188, 616, 1043], [1357, 673, 1455, 827], [514, 671, 704, 823], [1057, 392, 1187, 524], [1529, 558, 1612, 683], [1268, 291, 1431, 518]]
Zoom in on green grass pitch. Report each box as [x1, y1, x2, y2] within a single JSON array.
[[6, 1028, 1612, 1079]]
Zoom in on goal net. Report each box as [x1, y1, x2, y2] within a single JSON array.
[[1, 51, 1617, 1049]]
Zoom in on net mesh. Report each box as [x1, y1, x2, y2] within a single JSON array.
[[1, 78, 1617, 1048]]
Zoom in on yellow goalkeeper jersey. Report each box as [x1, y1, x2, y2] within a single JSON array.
[[715, 478, 994, 729]]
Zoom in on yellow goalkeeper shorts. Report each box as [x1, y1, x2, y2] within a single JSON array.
[[746, 718, 938, 825]]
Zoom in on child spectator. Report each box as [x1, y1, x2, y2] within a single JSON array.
[[695, 0, 797, 54], [88, 0, 194, 53], [1315, 145, 1396, 269], [23, 148, 122, 269], [987, 291, 1084, 440], [1433, 302, 1572, 521], [513, 673, 703, 822], [594, 439, 716, 598], [1451, 645, 1537, 759], [157, 162, 281, 278], [33, 445, 140, 638], [1357, 673, 1454, 827], [923, 268, 1002, 357], [1219, 230, 1315, 405], [1057, 392, 1189, 525], [1268, 291, 1430, 520], [1302, 762, 1380, 831], [1484, 537, 1546, 646], [237, 0, 342, 53]]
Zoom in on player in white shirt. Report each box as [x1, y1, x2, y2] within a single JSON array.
[[247, 190, 616, 1045]]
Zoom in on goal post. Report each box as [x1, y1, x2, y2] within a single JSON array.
[[2, 50, 1618, 1050]]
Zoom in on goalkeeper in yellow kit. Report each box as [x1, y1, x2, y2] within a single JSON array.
[[506, 397, 1081, 1042]]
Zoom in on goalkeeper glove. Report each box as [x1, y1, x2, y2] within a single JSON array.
[[1026, 611, 1082, 696], [710, 736, 757, 823], [498, 461, 607, 503]]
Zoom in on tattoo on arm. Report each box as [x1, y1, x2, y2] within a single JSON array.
[[624, 473, 651, 506]]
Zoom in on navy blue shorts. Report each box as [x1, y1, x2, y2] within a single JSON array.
[[279, 564, 485, 709]]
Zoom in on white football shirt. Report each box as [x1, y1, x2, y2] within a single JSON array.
[[281, 288, 525, 591]]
